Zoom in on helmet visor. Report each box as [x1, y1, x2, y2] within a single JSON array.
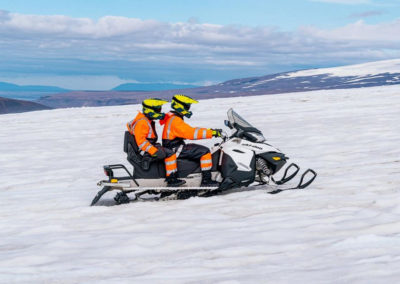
[[153, 106, 162, 113]]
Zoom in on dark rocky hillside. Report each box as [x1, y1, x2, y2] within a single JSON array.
[[0, 97, 51, 114]]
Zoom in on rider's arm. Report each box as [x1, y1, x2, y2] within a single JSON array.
[[133, 120, 158, 155], [173, 117, 213, 140]]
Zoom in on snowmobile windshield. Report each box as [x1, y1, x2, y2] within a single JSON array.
[[227, 108, 266, 142]]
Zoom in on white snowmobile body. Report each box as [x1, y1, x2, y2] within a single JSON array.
[[91, 108, 316, 205]]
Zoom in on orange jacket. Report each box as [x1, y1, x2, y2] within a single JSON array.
[[162, 112, 213, 141], [127, 112, 158, 155]]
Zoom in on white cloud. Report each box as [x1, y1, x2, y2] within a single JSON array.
[[300, 19, 400, 42], [349, 10, 384, 18], [0, 10, 400, 81]]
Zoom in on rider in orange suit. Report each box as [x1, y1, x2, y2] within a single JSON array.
[[127, 98, 185, 187], [161, 94, 221, 187]]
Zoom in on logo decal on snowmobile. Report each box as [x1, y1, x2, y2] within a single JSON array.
[[242, 143, 263, 150]]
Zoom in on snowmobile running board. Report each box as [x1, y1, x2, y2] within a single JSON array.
[[90, 185, 219, 206], [90, 169, 317, 206], [90, 165, 317, 206]]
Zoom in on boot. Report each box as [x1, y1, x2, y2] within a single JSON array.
[[165, 172, 186, 187], [201, 170, 219, 187]]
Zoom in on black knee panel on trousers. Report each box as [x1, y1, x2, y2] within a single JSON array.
[[178, 143, 210, 160]]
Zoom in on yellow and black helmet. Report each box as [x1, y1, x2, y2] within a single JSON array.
[[142, 98, 168, 120], [171, 94, 198, 118]]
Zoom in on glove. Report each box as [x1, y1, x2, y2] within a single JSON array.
[[212, 129, 222, 137], [151, 148, 166, 160]]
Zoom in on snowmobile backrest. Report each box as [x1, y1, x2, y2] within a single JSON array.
[[124, 131, 158, 173], [124, 131, 139, 153]]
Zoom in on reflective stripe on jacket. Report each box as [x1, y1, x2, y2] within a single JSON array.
[[127, 112, 158, 155], [162, 112, 213, 144]]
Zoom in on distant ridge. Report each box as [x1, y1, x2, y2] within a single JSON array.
[[0, 82, 70, 92], [112, 83, 199, 91], [36, 59, 400, 109], [0, 81, 71, 101], [0, 97, 51, 114]]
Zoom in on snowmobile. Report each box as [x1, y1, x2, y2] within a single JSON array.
[[91, 108, 317, 206]]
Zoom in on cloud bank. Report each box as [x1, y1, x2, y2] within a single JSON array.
[[349, 10, 384, 18], [1, 10, 400, 86]]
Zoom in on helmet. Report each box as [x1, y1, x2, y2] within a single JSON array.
[[142, 98, 168, 120], [171, 94, 198, 118]]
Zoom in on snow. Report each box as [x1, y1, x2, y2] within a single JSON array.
[[1, 85, 400, 283], [242, 78, 280, 88], [281, 59, 400, 78]]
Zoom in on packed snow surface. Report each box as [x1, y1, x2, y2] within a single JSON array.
[[1, 85, 400, 283]]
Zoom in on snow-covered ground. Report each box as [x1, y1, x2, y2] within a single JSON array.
[[1, 85, 400, 283]]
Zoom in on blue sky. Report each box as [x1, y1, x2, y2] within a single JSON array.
[[0, 0, 400, 89], [2, 0, 399, 29]]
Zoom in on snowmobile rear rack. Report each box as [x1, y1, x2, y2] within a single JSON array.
[[103, 164, 139, 186]]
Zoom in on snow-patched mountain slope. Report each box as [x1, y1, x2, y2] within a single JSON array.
[[284, 58, 400, 78], [218, 59, 400, 95], [1, 85, 400, 283]]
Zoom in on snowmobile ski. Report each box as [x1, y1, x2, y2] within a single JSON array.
[[273, 163, 300, 185], [267, 168, 317, 194]]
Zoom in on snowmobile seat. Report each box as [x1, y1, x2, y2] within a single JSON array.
[[123, 131, 219, 179], [123, 131, 199, 179]]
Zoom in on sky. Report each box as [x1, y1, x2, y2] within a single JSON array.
[[0, 0, 400, 89]]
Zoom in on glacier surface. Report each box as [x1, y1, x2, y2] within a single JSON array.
[[1, 85, 400, 283]]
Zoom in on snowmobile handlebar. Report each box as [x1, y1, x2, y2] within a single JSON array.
[[220, 131, 228, 141]]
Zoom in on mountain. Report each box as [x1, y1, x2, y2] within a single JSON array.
[[1, 84, 400, 282], [0, 96, 51, 114], [37, 59, 400, 109], [222, 59, 400, 93], [0, 81, 69, 92], [112, 83, 199, 91], [0, 81, 71, 101]]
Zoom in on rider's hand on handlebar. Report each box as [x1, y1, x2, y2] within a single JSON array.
[[212, 129, 223, 137]]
